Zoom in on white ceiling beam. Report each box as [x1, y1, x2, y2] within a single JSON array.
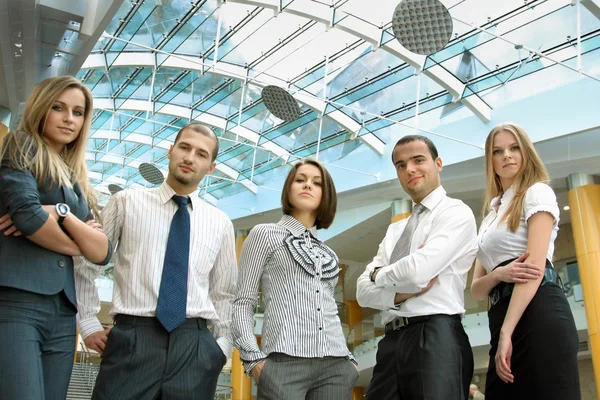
[[82, 54, 382, 154], [71, 0, 125, 73], [239, 179, 258, 194], [223, 0, 492, 123], [214, 163, 241, 180], [88, 171, 103, 180], [229, 125, 260, 143], [582, 0, 600, 20]]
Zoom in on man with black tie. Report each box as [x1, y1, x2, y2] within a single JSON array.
[[75, 123, 237, 400], [357, 135, 477, 399]]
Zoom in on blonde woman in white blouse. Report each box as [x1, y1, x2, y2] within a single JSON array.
[[470, 123, 580, 400]]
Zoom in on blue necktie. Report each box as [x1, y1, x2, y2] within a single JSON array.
[[156, 195, 191, 332]]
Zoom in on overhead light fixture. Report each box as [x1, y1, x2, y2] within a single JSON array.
[[392, 0, 454, 56], [261, 85, 301, 123], [563, 205, 570, 211], [139, 163, 165, 185]]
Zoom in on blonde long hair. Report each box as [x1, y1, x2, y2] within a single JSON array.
[[0, 76, 99, 217], [483, 123, 549, 232]]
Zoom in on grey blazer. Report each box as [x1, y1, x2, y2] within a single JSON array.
[[0, 162, 112, 308]]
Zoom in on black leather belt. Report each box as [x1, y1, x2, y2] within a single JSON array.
[[384, 314, 461, 334], [489, 258, 561, 307]]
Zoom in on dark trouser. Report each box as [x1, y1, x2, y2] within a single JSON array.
[[486, 283, 580, 400], [366, 314, 473, 400], [92, 314, 226, 400], [257, 353, 359, 400], [0, 287, 76, 400]]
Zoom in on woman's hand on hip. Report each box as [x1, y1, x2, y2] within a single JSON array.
[[493, 252, 542, 284]]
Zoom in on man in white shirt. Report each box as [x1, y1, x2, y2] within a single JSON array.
[[357, 135, 477, 400], [75, 123, 237, 400]]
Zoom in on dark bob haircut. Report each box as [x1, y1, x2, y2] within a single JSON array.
[[281, 159, 337, 230]]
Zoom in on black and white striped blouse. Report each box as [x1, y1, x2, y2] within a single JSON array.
[[233, 214, 355, 375]]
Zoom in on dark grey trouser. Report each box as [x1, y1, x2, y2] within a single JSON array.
[[0, 287, 76, 400], [92, 314, 226, 400], [366, 314, 473, 400], [257, 353, 359, 400]]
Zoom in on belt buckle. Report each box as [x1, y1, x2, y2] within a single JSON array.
[[491, 289, 500, 306], [392, 316, 409, 330]]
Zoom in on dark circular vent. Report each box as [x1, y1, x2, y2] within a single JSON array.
[[108, 184, 124, 195], [139, 162, 165, 185], [392, 0, 453, 56], [261, 85, 301, 122]]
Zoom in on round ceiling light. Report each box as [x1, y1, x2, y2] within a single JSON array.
[[108, 184, 124, 195], [261, 85, 301, 122], [392, 0, 453, 56], [139, 162, 165, 185]]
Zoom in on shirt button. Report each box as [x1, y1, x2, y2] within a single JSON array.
[[316, 290, 320, 293], [317, 308, 321, 311], [319, 327, 323, 330], [58, 261, 65, 268]]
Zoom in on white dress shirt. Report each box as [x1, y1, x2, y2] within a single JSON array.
[[356, 186, 477, 324], [477, 182, 559, 273], [75, 182, 237, 357]]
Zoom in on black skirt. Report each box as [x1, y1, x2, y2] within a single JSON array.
[[485, 259, 581, 400]]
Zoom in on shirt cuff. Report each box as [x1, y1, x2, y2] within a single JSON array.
[[244, 358, 267, 377], [77, 317, 104, 340], [376, 268, 422, 293], [97, 240, 114, 266], [18, 207, 50, 237], [216, 336, 232, 360]]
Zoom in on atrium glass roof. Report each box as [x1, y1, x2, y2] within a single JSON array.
[[76, 0, 600, 206]]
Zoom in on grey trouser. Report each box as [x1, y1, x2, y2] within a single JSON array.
[[257, 353, 359, 400], [0, 287, 76, 400], [92, 315, 226, 400]]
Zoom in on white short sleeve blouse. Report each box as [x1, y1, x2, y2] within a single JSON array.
[[476, 182, 560, 273]]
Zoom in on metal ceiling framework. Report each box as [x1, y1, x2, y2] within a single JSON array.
[[76, 0, 600, 205]]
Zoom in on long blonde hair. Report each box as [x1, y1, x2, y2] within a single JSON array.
[[0, 76, 99, 218], [483, 123, 549, 232]]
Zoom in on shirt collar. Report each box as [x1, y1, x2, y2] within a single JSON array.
[[157, 181, 201, 211], [278, 214, 318, 238], [490, 185, 515, 211], [415, 185, 446, 212]]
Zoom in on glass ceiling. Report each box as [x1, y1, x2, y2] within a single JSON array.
[[76, 0, 600, 206]]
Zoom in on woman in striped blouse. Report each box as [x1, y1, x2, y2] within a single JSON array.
[[233, 159, 358, 400]]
